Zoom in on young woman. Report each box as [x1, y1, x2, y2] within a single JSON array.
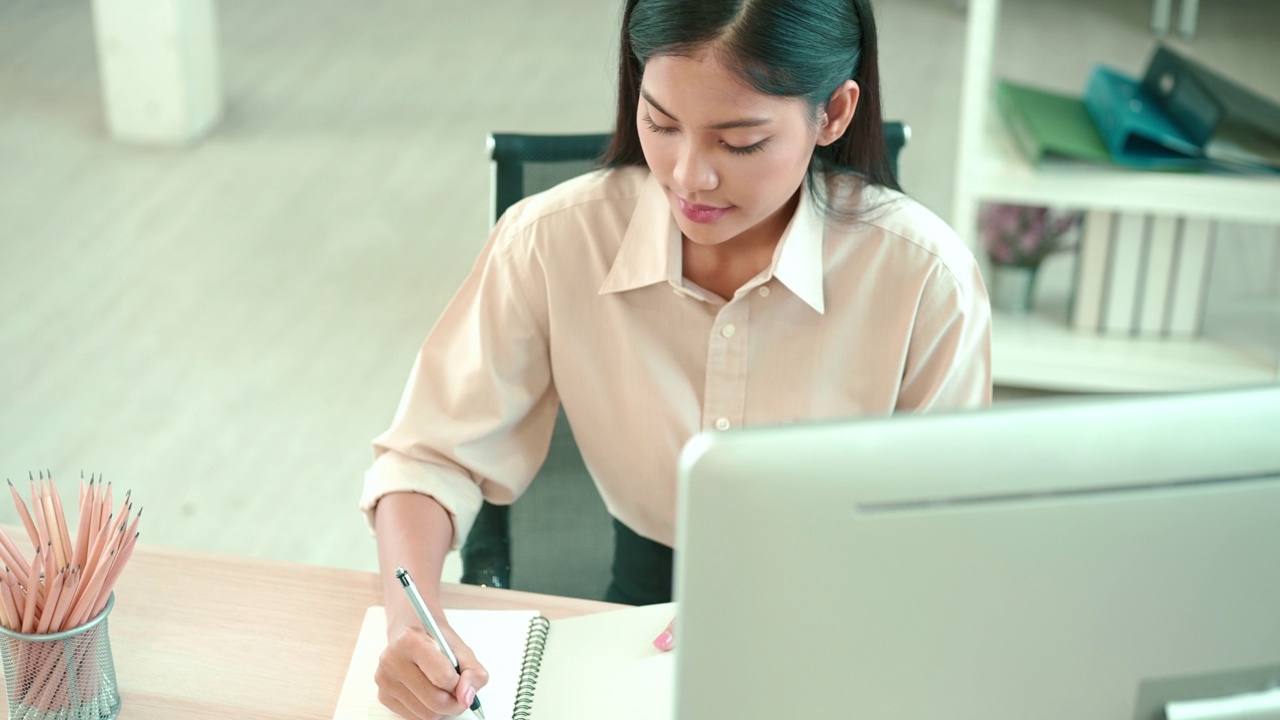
[[366, 0, 991, 717]]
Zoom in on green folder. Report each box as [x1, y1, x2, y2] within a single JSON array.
[[996, 79, 1113, 166]]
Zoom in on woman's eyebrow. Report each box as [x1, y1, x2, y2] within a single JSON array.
[[641, 89, 773, 130]]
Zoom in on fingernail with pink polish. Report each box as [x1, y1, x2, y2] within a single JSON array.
[[464, 686, 475, 706], [653, 631, 673, 650]]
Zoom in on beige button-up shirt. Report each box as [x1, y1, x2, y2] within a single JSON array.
[[363, 167, 991, 548]]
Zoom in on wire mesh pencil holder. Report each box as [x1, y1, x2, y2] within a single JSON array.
[[0, 594, 120, 720]]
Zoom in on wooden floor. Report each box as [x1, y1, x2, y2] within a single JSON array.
[[1, 0, 1276, 575]]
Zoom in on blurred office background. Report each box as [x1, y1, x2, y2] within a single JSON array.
[[1, 0, 1277, 575]]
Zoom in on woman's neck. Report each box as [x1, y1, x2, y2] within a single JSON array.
[[681, 189, 800, 300]]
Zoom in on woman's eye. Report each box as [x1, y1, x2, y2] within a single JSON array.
[[642, 112, 766, 155], [643, 114, 676, 135], [724, 140, 766, 156]]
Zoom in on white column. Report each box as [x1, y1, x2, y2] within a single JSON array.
[[91, 0, 224, 145], [951, 0, 999, 256], [1178, 0, 1201, 39], [1151, 0, 1173, 37]]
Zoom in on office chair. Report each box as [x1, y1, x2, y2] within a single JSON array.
[[460, 132, 617, 601], [461, 123, 910, 601]]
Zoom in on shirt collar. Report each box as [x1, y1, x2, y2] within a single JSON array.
[[600, 172, 827, 315], [770, 176, 826, 314], [599, 175, 677, 295]]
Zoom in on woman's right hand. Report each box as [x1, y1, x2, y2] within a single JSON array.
[[373, 492, 487, 718], [375, 619, 490, 720]]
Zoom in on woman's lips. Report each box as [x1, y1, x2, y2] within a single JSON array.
[[678, 198, 731, 224]]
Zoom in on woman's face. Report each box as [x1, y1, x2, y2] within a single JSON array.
[[637, 52, 821, 251]]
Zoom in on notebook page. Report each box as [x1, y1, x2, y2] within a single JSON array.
[[333, 606, 541, 720], [528, 602, 677, 720]]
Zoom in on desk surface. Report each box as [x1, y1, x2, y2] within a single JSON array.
[[0, 543, 619, 719]]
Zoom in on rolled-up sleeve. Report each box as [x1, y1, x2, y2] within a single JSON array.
[[361, 207, 558, 548]]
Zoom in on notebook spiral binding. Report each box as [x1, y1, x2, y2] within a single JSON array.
[[512, 615, 552, 719]]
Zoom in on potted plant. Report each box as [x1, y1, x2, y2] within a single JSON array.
[[979, 202, 1083, 314]]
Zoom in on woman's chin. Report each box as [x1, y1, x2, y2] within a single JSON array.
[[674, 217, 735, 247]]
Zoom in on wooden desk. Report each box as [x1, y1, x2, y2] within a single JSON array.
[[0, 543, 619, 719]]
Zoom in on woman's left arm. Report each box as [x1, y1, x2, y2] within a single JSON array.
[[896, 259, 993, 411]]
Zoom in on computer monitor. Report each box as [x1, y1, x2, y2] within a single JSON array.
[[673, 386, 1280, 720]]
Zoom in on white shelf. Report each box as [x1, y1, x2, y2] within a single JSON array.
[[973, 113, 1280, 225], [991, 300, 1280, 393], [953, 0, 1280, 393]]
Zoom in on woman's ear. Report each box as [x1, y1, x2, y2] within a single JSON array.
[[816, 80, 860, 147]]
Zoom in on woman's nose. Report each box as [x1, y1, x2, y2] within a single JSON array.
[[672, 141, 717, 194]]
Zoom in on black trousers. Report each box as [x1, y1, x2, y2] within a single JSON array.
[[604, 520, 675, 606]]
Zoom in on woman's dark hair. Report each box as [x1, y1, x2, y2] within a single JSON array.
[[602, 0, 901, 199]]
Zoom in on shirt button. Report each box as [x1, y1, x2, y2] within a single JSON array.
[[715, 418, 731, 430], [721, 324, 736, 338], [758, 286, 770, 297]]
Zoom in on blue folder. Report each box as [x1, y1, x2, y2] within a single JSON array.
[[1084, 65, 1206, 171]]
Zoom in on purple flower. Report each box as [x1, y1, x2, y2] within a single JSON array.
[[979, 202, 1083, 267]]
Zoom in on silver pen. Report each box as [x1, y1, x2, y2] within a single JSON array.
[[395, 567, 486, 720]]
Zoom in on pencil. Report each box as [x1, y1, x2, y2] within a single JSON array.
[[1, 569, 21, 626], [39, 539, 55, 612], [100, 482, 113, 538], [0, 580, 11, 629], [87, 479, 102, 560], [125, 507, 143, 540], [66, 549, 113, 629], [9, 479, 40, 550], [0, 527, 31, 586], [46, 495, 68, 570], [20, 545, 40, 634], [79, 513, 114, 601], [31, 481, 53, 572], [93, 531, 138, 618], [49, 477, 73, 569], [112, 490, 131, 531], [73, 487, 92, 572], [50, 567, 78, 633], [35, 569, 65, 635]]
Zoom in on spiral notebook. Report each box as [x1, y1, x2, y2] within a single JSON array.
[[332, 603, 676, 720]]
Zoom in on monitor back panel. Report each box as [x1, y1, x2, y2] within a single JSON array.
[[673, 388, 1280, 720]]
